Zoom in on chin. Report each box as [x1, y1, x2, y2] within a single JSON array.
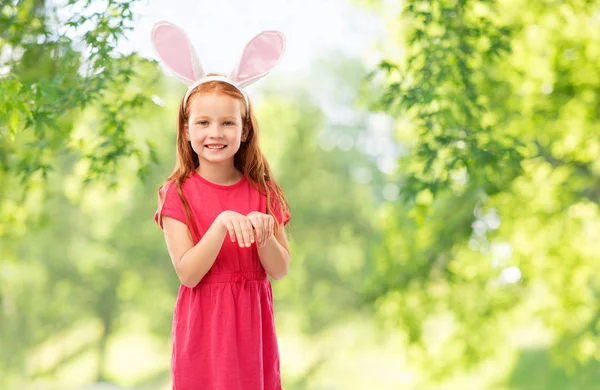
[[198, 153, 236, 164], [203, 157, 235, 164]]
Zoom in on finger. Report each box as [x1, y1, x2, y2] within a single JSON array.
[[269, 216, 275, 239], [262, 217, 269, 247], [242, 218, 254, 247], [254, 216, 264, 247], [255, 216, 264, 248], [250, 216, 262, 245], [224, 220, 236, 242], [250, 222, 256, 245], [250, 219, 257, 246], [232, 219, 245, 248]]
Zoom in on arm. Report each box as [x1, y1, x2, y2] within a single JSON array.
[[162, 210, 255, 288], [257, 223, 290, 280], [162, 216, 227, 288]]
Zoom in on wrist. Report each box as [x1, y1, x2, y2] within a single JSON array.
[[214, 213, 228, 234], [264, 234, 276, 245]]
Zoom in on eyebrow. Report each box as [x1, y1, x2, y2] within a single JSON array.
[[191, 115, 239, 121]]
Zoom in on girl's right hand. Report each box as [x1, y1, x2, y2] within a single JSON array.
[[217, 211, 255, 248]]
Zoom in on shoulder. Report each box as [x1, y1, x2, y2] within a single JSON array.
[[246, 178, 280, 199], [159, 176, 197, 200]]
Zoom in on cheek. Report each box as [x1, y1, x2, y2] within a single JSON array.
[[187, 133, 202, 151], [187, 128, 202, 141], [231, 126, 244, 139]]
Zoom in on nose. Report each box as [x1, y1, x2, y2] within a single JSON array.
[[207, 123, 224, 138]]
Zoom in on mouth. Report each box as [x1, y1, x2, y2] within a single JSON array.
[[205, 144, 226, 150]]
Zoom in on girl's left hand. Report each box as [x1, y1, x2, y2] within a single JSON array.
[[247, 211, 274, 248]]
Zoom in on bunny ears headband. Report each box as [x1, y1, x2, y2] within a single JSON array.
[[150, 21, 286, 108]]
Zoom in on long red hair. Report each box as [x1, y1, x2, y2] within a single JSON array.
[[157, 77, 289, 239]]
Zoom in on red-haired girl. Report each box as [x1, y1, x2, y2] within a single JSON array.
[[151, 21, 290, 390]]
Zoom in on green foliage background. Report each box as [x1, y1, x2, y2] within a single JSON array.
[[1, 0, 599, 389]]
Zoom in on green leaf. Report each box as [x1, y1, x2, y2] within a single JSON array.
[[8, 110, 19, 137]]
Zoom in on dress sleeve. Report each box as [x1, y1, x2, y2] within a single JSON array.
[[154, 182, 187, 229], [268, 182, 291, 226]]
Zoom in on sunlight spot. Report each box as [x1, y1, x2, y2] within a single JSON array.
[[491, 242, 513, 269], [541, 82, 553, 95], [482, 208, 501, 230], [365, 50, 384, 69], [472, 220, 487, 237], [468, 238, 480, 251], [377, 156, 397, 174], [499, 266, 522, 284], [1, 4, 16, 18], [151, 95, 165, 106], [492, 243, 513, 259], [451, 167, 468, 186], [367, 113, 393, 136]]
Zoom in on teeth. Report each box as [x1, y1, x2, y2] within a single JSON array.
[[206, 145, 225, 149]]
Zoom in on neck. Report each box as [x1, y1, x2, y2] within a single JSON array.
[[196, 163, 243, 185]]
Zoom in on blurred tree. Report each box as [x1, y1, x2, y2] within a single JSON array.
[[0, 59, 172, 388], [361, 0, 600, 385], [0, 0, 156, 188], [0, 1, 164, 386]]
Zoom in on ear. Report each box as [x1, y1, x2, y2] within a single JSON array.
[[151, 21, 205, 86], [183, 123, 190, 141], [241, 126, 250, 142], [230, 31, 285, 88]]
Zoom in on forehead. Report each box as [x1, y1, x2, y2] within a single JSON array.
[[188, 93, 242, 118]]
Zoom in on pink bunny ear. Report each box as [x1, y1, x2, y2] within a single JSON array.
[[231, 31, 285, 88], [151, 21, 205, 86]]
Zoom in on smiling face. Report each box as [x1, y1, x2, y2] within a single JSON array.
[[185, 93, 245, 168]]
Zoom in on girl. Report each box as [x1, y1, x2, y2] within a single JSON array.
[[151, 22, 291, 389]]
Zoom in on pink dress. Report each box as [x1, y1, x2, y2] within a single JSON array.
[[154, 172, 290, 390]]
